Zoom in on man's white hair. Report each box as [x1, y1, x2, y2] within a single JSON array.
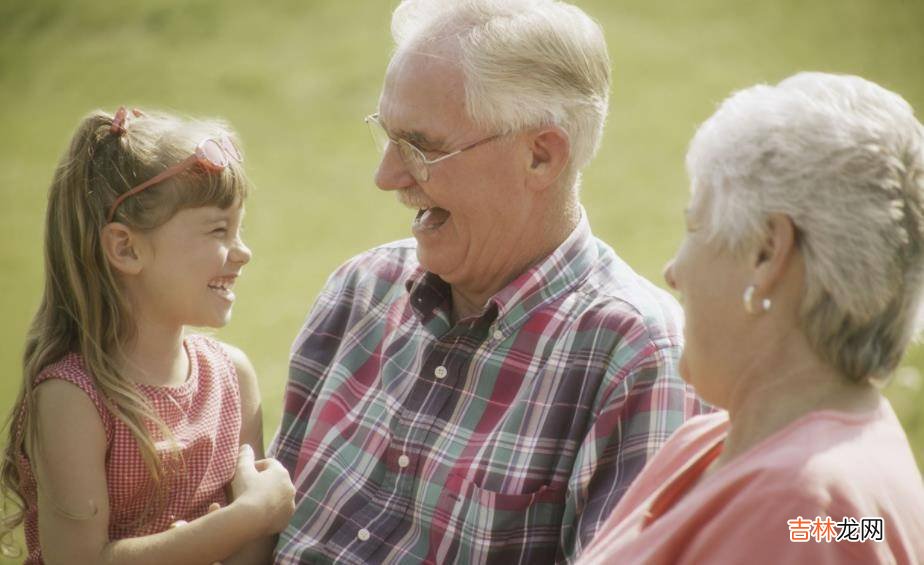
[[390, 0, 610, 184], [686, 72, 924, 383]]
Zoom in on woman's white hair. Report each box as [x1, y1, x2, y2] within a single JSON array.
[[390, 0, 610, 185], [687, 72, 924, 384]]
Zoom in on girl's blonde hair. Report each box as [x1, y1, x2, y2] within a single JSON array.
[[0, 108, 250, 553]]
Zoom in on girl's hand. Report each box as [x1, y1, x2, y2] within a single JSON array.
[[230, 444, 296, 535]]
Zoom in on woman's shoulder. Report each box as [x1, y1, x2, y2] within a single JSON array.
[[746, 400, 914, 475], [726, 402, 924, 516]]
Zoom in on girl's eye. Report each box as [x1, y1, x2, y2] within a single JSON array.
[[212, 228, 228, 235]]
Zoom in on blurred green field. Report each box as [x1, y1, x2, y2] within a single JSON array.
[[1, 0, 923, 560]]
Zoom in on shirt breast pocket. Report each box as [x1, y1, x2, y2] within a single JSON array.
[[438, 473, 568, 549]]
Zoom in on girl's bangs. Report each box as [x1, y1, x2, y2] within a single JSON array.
[[172, 157, 249, 211]]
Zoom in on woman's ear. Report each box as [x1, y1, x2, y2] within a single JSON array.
[[100, 223, 143, 276], [525, 126, 570, 192], [752, 213, 798, 293]]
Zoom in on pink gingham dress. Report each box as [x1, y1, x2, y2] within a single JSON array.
[[16, 334, 241, 564]]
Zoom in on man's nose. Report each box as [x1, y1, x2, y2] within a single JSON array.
[[374, 143, 415, 192]]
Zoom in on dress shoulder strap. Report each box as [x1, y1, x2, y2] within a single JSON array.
[[31, 353, 115, 439]]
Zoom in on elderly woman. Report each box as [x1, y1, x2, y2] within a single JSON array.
[[579, 72, 924, 564]]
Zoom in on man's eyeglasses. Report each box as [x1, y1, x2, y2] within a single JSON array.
[[364, 113, 500, 183]]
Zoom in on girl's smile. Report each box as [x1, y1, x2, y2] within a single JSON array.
[[207, 274, 239, 302]]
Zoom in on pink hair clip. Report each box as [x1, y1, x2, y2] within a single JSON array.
[[110, 106, 128, 135]]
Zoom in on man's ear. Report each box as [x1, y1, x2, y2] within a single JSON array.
[[525, 126, 570, 192], [100, 223, 143, 276], [752, 213, 798, 294]]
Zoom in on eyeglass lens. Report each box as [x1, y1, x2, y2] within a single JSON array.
[[201, 139, 229, 167], [368, 118, 429, 182]]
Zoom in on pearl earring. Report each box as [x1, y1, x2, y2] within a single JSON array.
[[743, 285, 771, 314]]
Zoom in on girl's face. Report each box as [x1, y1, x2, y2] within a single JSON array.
[[133, 199, 251, 330]]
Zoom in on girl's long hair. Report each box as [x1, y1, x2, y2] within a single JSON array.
[[0, 108, 249, 554]]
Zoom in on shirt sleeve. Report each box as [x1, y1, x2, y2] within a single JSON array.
[[561, 335, 705, 562], [268, 261, 360, 475]]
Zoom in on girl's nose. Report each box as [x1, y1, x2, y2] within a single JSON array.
[[231, 238, 252, 265]]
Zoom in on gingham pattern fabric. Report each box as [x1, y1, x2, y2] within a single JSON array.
[[270, 213, 710, 564], [16, 334, 241, 564]]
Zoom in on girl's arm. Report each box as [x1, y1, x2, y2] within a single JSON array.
[[221, 343, 280, 565], [31, 379, 293, 565]]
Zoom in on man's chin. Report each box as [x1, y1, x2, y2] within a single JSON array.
[[415, 244, 458, 279]]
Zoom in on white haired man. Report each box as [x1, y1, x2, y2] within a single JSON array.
[[270, 1, 708, 562]]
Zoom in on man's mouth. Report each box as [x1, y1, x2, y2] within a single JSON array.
[[397, 190, 451, 234], [207, 275, 237, 302], [414, 207, 451, 232]]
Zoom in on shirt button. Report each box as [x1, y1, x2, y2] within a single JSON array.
[[493, 330, 503, 341], [434, 365, 448, 379], [398, 454, 410, 468], [357, 528, 371, 541]]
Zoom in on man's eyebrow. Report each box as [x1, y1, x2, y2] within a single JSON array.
[[402, 130, 439, 148], [380, 116, 440, 148]]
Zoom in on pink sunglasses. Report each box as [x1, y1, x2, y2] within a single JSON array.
[[107, 136, 243, 222]]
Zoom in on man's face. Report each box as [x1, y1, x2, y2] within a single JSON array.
[[374, 45, 537, 291]]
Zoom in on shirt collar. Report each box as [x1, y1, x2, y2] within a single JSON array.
[[405, 208, 598, 334], [487, 208, 597, 333], [405, 269, 452, 324]]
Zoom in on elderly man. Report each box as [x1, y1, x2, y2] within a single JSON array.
[[270, 0, 707, 562]]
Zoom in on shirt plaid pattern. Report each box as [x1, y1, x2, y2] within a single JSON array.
[[16, 335, 241, 564], [270, 214, 708, 564]]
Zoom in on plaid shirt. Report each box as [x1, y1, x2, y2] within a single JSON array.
[[270, 213, 708, 564]]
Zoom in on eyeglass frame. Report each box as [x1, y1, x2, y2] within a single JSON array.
[[107, 136, 243, 222], [364, 112, 501, 183]]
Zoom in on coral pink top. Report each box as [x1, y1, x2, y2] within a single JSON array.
[[579, 398, 924, 565], [16, 335, 241, 564]]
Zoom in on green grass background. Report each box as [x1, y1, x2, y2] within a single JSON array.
[[1, 0, 922, 560]]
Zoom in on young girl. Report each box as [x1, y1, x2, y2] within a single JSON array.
[[0, 107, 295, 564]]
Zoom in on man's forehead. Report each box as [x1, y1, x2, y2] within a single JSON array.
[[378, 46, 468, 139], [382, 47, 464, 100]]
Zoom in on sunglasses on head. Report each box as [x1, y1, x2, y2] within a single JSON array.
[[107, 135, 242, 223]]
